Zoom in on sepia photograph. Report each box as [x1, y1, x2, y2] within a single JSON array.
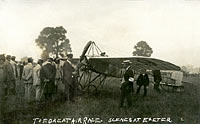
[[0, 0, 200, 123]]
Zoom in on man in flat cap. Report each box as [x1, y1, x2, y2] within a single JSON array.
[[119, 60, 134, 108]]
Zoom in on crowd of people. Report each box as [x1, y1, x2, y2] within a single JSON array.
[[0, 53, 78, 122], [0, 53, 164, 122]]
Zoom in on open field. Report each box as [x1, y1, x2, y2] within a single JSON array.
[[2, 76, 200, 124]]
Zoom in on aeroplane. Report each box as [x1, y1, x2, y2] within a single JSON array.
[[75, 41, 183, 94]]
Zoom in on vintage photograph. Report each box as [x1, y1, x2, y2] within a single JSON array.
[[0, 0, 200, 124]]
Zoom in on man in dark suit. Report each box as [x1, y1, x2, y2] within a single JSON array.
[[136, 69, 149, 97], [119, 60, 134, 108], [153, 70, 162, 93], [62, 53, 77, 102], [40, 58, 56, 102]]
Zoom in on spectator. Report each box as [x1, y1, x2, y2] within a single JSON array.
[[54, 58, 62, 93], [10, 56, 18, 94], [0, 54, 6, 122], [40, 58, 56, 102], [153, 70, 162, 93], [119, 60, 134, 108], [63, 53, 77, 102], [19, 61, 25, 80], [136, 69, 149, 97], [22, 57, 33, 103], [4, 55, 15, 96], [33, 59, 43, 102], [10, 56, 18, 79]]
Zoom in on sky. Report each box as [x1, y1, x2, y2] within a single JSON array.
[[0, 0, 200, 67]]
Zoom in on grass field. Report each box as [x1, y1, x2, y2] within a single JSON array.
[[2, 76, 200, 124]]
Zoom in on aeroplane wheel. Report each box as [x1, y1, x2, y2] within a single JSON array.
[[87, 85, 97, 95]]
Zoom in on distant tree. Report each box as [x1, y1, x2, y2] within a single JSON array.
[[35, 26, 72, 58], [132, 41, 153, 57]]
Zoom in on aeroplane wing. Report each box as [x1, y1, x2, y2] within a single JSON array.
[[86, 57, 181, 77]]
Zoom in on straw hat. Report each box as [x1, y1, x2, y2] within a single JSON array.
[[122, 60, 132, 64]]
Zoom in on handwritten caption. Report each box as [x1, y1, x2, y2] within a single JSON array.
[[33, 117, 172, 124]]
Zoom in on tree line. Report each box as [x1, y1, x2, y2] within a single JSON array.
[[35, 26, 153, 59]]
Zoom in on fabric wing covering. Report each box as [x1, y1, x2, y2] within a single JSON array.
[[87, 57, 181, 77]]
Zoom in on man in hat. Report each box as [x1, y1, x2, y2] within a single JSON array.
[[54, 58, 62, 93], [18, 61, 24, 80], [152, 70, 162, 93], [40, 58, 56, 102], [22, 57, 33, 103], [136, 69, 149, 97], [4, 55, 15, 96], [10, 56, 18, 79], [0, 54, 6, 122], [10, 56, 18, 94], [33, 59, 43, 102], [62, 53, 77, 102], [119, 60, 134, 108]]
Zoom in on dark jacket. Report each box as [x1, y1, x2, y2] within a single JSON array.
[[123, 66, 134, 82], [0, 62, 6, 82], [63, 60, 75, 86], [121, 66, 134, 93], [4, 61, 15, 81], [153, 70, 162, 82], [40, 62, 56, 94], [136, 73, 149, 86]]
